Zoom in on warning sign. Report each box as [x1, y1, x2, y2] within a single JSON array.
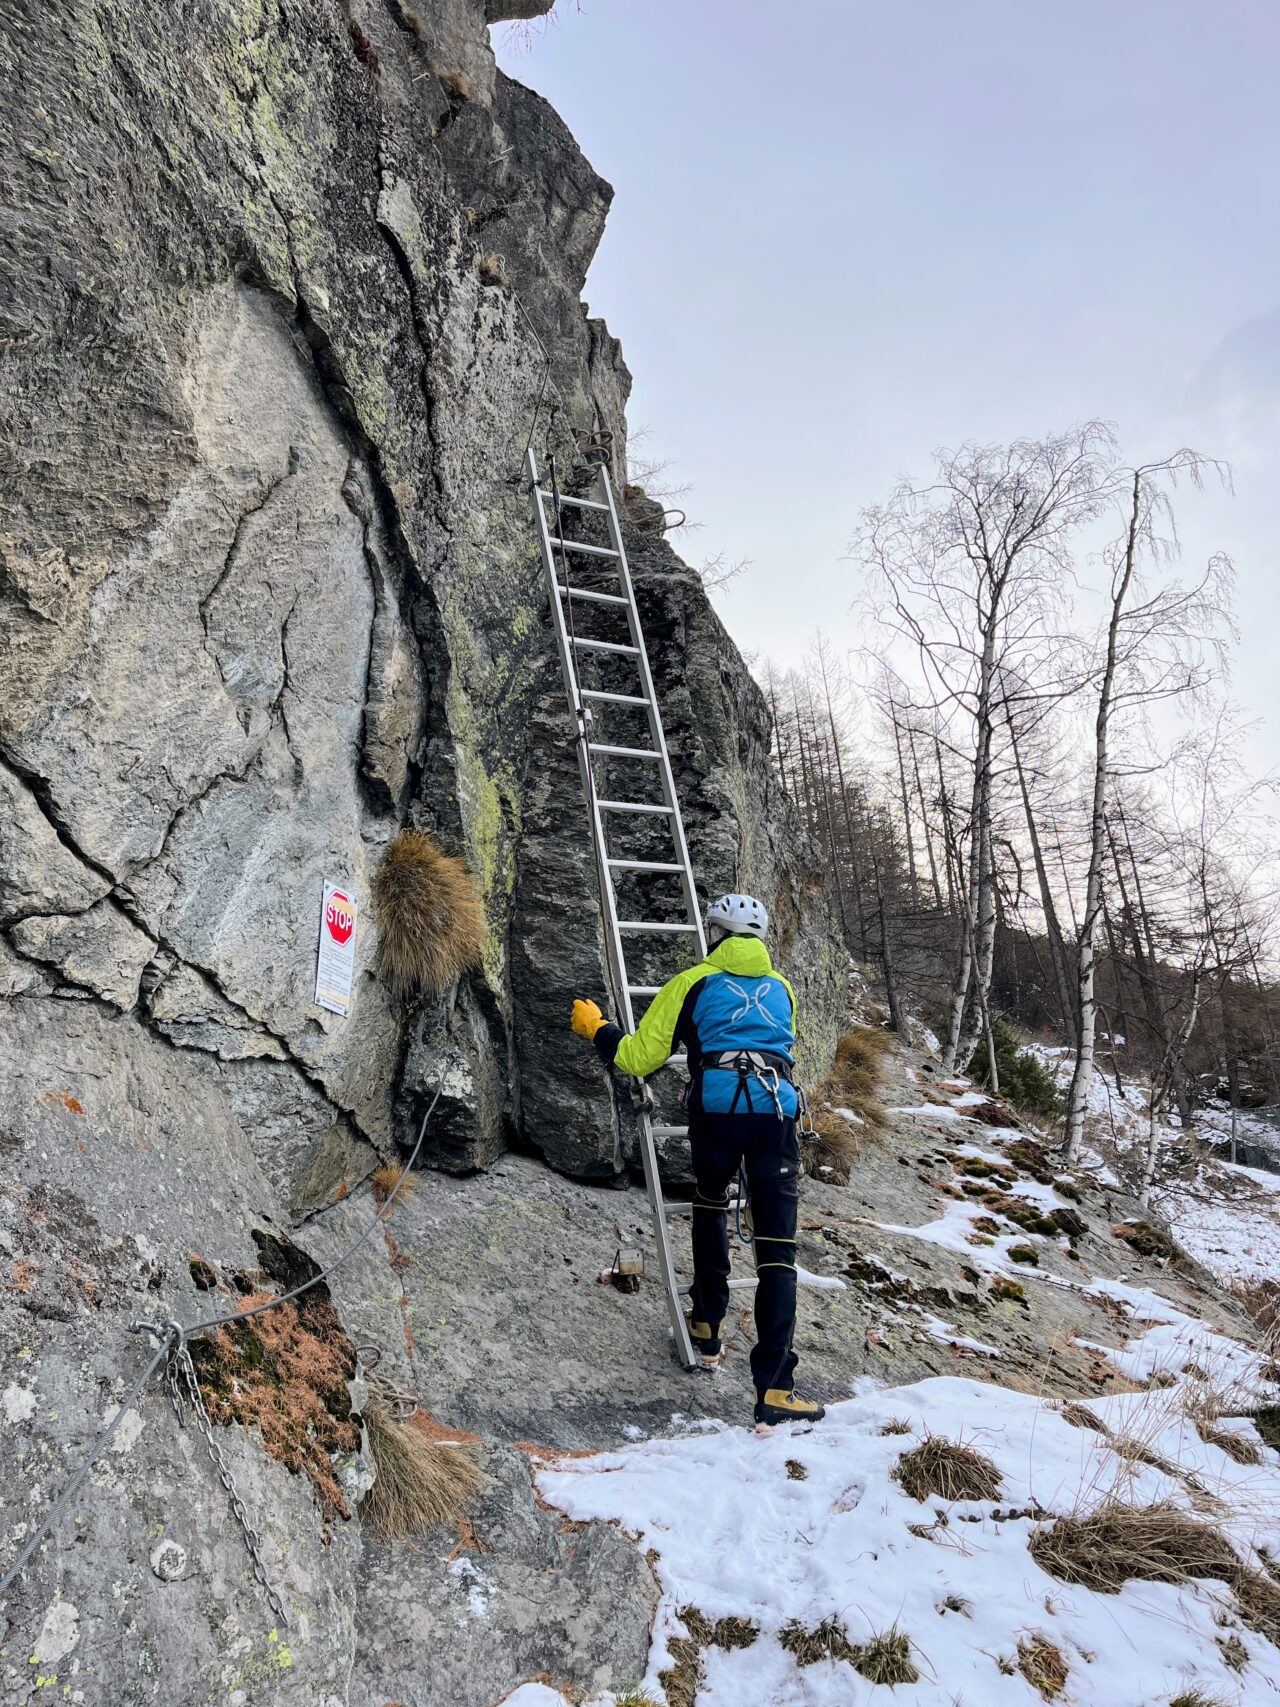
[[315, 881, 358, 1016]]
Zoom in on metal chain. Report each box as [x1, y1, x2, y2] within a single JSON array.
[[162, 1326, 288, 1626]]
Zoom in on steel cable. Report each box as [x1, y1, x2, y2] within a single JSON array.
[[0, 1084, 442, 1605]]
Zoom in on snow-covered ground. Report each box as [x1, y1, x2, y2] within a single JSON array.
[[1028, 1044, 1280, 1289], [534, 1356, 1280, 1706], [512, 1059, 1280, 1707]]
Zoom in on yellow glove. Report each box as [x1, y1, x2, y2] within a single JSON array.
[[571, 998, 607, 1040]]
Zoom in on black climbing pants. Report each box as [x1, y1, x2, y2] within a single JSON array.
[[687, 1110, 800, 1394]]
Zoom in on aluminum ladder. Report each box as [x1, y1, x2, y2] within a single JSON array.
[[528, 445, 744, 1371]]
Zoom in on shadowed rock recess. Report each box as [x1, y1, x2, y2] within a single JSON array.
[[0, 0, 842, 1699]]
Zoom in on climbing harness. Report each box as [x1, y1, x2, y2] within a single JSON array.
[[0, 1086, 444, 1618], [528, 448, 824, 1367], [699, 1047, 795, 1119]]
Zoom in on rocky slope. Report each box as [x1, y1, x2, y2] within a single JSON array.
[[7, 3, 1265, 1704], [0, 0, 845, 1698]]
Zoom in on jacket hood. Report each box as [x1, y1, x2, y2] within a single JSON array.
[[705, 935, 774, 976]]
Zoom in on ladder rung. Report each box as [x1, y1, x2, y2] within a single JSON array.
[[581, 690, 650, 707], [557, 585, 628, 607], [538, 488, 608, 513], [552, 539, 619, 559], [608, 858, 684, 873], [617, 921, 698, 933], [588, 743, 661, 760], [573, 638, 638, 656], [598, 800, 673, 815], [652, 1124, 690, 1138], [628, 984, 661, 996]]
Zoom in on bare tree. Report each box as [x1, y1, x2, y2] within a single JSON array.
[[1062, 451, 1233, 1159], [858, 424, 1116, 1072]]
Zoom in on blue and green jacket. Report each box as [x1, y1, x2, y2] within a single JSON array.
[[593, 936, 799, 1117]]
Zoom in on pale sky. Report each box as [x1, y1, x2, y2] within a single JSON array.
[[496, 1, 1280, 769]]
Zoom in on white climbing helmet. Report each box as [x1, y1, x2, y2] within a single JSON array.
[[706, 892, 768, 939]]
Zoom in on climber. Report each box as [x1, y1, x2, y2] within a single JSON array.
[[571, 893, 826, 1427]]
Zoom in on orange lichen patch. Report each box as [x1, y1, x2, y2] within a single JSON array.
[[188, 1290, 359, 1518], [7, 1259, 41, 1293], [371, 1163, 416, 1207], [332, 1180, 350, 1202], [447, 1512, 490, 1561], [43, 1090, 84, 1115], [407, 1408, 482, 1448]]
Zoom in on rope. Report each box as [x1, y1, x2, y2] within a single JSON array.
[[0, 1084, 443, 1604]]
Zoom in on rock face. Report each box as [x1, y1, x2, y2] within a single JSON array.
[[0, 0, 839, 1698]]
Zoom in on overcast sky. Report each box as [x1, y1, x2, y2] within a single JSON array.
[[496, 1, 1280, 769]]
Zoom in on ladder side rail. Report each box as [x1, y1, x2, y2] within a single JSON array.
[[527, 449, 696, 1370], [527, 448, 636, 1032], [597, 466, 708, 959]]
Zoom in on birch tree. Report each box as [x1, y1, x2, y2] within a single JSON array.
[[859, 424, 1114, 1072], [1062, 452, 1233, 1159]]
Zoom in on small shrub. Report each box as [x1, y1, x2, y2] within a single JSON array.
[[1018, 1634, 1068, 1700], [855, 1624, 919, 1686], [800, 1106, 862, 1183], [362, 1401, 484, 1538], [1111, 1219, 1182, 1262], [991, 1274, 1027, 1307], [968, 1020, 1063, 1117], [375, 828, 486, 997], [894, 1435, 1002, 1503], [1008, 1244, 1039, 1265]]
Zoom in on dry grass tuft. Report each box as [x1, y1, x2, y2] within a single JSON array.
[[1199, 1423, 1263, 1466], [819, 1027, 893, 1130], [1058, 1401, 1111, 1435], [477, 252, 510, 288], [854, 1624, 919, 1686], [1169, 1691, 1231, 1707], [894, 1434, 1002, 1503], [800, 1106, 863, 1183], [375, 829, 486, 998], [1028, 1499, 1280, 1640], [361, 1400, 485, 1538], [880, 1416, 913, 1436], [1217, 1632, 1248, 1672], [434, 64, 478, 101], [780, 1615, 859, 1665], [371, 1162, 416, 1207], [1017, 1634, 1068, 1700], [657, 1607, 756, 1707], [1029, 1502, 1238, 1594], [614, 1696, 663, 1707]]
